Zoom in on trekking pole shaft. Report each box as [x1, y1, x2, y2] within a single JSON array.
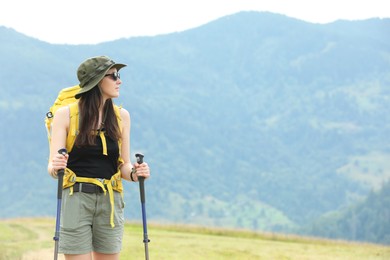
[[135, 153, 149, 260], [141, 201, 149, 259], [53, 148, 67, 260], [53, 170, 64, 260]]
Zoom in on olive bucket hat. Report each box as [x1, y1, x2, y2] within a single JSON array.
[[75, 55, 127, 99]]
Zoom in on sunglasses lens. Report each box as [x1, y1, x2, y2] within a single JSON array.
[[105, 72, 120, 81], [113, 72, 119, 81]]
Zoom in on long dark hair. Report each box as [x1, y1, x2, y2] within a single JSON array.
[[75, 86, 121, 146]]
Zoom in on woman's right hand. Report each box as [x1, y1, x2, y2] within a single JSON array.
[[50, 153, 69, 177]]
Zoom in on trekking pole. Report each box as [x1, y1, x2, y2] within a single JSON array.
[[136, 153, 150, 260], [53, 148, 67, 260]]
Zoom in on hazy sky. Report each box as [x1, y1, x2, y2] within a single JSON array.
[[1, 0, 388, 44]]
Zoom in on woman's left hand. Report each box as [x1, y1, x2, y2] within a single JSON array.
[[135, 162, 150, 180]]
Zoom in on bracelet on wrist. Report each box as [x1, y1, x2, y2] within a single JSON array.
[[130, 167, 137, 181]]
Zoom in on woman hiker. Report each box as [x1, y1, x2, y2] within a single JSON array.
[[47, 55, 150, 260]]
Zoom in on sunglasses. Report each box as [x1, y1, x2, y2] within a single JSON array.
[[104, 72, 120, 81]]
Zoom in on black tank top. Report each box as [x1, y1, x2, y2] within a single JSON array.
[[67, 132, 119, 180]]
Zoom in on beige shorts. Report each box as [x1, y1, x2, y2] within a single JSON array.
[[59, 187, 125, 255]]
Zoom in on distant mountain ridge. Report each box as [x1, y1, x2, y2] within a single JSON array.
[[0, 11, 389, 244]]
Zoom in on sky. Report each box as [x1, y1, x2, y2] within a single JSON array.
[[0, 0, 389, 45]]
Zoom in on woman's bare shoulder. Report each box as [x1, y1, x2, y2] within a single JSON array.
[[119, 107, 130, 119], [54, 106, 70, 119]]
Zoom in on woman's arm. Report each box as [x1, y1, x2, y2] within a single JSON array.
[[47, 106, 69, 178], [119, 107, 134, 181], [119, 107, 150, 181]]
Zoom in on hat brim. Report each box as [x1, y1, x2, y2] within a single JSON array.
[[75, 63, 126, 99]]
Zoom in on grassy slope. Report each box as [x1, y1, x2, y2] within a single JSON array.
[[0, 218, 388, 260]]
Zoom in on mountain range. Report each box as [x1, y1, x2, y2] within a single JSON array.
[[0, 11, 389, 244]]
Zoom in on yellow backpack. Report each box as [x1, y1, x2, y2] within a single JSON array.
[[45, 85, 123, 153], [45, 85, 124, 227], [45, 85, 80, 151]]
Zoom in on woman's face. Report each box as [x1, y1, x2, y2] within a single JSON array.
[[99, 67, 122, 99]]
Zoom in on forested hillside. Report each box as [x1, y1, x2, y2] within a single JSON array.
[[302, 181, 390, 244], [0, 11, 389, 244]]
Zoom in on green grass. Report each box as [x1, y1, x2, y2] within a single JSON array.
[[0, 218, 389, 259]]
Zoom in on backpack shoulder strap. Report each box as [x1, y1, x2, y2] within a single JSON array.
[[66, 102, 79, 153], [113, 104, 124, 165], [113, 104, 122, 132]]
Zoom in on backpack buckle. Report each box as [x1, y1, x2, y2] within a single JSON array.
[[96, 178, 105, 184], [46, 111, 53, 118]]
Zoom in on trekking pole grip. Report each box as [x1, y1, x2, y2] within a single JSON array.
[[136, 153, 144, 168], [56, 148, 67, 199], [136, 153, 145, 202]]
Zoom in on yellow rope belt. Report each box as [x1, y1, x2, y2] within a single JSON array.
[[63, 168, 123, 228]]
